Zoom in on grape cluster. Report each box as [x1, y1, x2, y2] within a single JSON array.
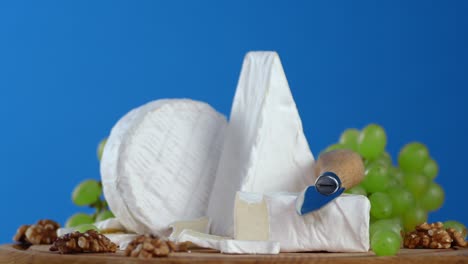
[[323, 124, 466, 256], [65, 138, 114, 228]]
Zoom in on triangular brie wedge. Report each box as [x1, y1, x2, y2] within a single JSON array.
[[207, 51, 315, 236]]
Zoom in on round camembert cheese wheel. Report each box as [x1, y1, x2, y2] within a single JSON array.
[[101, 99, 227, 236]]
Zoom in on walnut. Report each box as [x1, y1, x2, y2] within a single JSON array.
[[167, 240, 190, 252], [415, 222, 444, 232], [37, 219, 60, 230], [13, 225, 30, 243], [404, 222, 468, 249], [50, 230, 117, 254], [429, 228, 452, 249], [404, 231, 438, 249], [447, 228, 468, 247], [124, 235, 189, 259], [13, 219, 60, 245], [415, 222, 432, 231]]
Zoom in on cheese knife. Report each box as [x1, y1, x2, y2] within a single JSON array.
[[296, 149, 365, 215]]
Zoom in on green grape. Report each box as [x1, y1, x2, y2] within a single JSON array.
[[371, 230, 401, 256], [386, 166, 403, 187], [345, 185, 367, 196], [370, 219, 402, 238], [391, 167, 404, 185], [365, 158, 389, 170], [95, 210, 115, 222], [72, 179, 102, 206], [66, 213, 95, 228], [398, 142, 429, 173], [403, 173, 429, 199], [386, 187, 414, 217], [97, 137, 108, 161], [444, 221, 467, 239], [369, 192, 393, 219], [364, 159, 372, 167], [381, 152, 393, 165], [370, 215, 378, 224], [402, 206, 427, 231], [362, 164, 390, 193], [74, 224, 99, 233], [339, 128, 360, 151], [422, 158, 438, 180], [357, 124, 387, 160], [371, 152, 393, 168], [386, 178, 400, 188], [322, 143, 345, 154], [419, 182, 444, 211]]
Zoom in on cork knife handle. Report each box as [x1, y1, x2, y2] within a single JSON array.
[[314, 149, 365, 189]]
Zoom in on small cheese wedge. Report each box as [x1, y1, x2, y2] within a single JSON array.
[[234, 192, 370, 252], [56, 227, 74, 237], [101, 99, 227, 236], [94, 218, 126, 233], [168, 217, 211, 241], [176, 229, 280, 254], [104, 234, 139, 250], [177, 229, 227, 249], [220, 240, 280, 254], [207, 51, 315, 236]]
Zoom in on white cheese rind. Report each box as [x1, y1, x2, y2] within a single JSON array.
[[207, 51, 315, 236], [101, 99, 227, 236], [220, 240, 280, 254], [235, 192, 370, 252]]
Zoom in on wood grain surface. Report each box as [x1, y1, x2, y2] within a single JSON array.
[[0, 244, 467, 264]]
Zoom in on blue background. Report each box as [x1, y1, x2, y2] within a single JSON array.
[[1, 1, 467, 244]]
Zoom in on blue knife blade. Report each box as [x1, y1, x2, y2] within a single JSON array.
[[295, 172, 345, 215]]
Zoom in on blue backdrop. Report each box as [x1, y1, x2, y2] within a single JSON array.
[[1, 1, 467, 244]]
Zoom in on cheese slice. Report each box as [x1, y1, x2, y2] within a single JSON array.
[[207, 51, 315, 236], [56, 218, 126, 237], [101, 99, 227, 236], [234, 192, 370, 252]]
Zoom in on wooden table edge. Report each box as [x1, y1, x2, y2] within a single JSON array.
[[0, 244, 467, 264]]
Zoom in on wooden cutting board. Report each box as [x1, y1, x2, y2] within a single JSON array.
[[0, 244, 467, 264]]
